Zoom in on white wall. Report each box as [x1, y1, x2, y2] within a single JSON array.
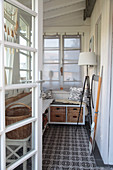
[[108, 0, 113, 165], [52, 90, 70, 100], [89, 0, 111, 164]]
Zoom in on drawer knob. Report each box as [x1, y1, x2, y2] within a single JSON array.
[[56, 115, 60, 117], [56, 108, 60, 110], [73, 108, 77, 110], [73, 116, 77, 118]]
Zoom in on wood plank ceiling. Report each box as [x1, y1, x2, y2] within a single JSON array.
[[43, 0, 89, 27]]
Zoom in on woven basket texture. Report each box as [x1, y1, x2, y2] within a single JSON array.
[[6, 103, 31, 139]]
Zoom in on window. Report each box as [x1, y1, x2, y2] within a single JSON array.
[[43, 35, 82, 90], [4, 47, 14, 84], [63, 35, 82, 89], [19, 50, 32, 83], [4, 1, 33, 84], [43, 35, 60, 90]]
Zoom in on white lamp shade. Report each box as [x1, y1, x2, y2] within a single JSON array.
[[78, 52, 97, 66]]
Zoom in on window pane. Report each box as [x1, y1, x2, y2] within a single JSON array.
[[5, 88, 32, 127], [6, 123, 33, 168], [44, 51, 59, 63], [4, 48, 33, 85], [20, 54, 27, 69], [15, 0, 34, 10], [4, 48, 14, 68], [44, 39, 59, 48], [64, 38, 80, 48], [64, 64, 81, 81], [5, 69, 11, 84], [4, 2, 34, 47], [20, 71, 28, 81], [13, 156, 33, 170], [43, 64, 59, 80], [64, 50, 80, 61]]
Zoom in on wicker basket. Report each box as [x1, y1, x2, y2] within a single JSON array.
[[6, 103, 32, 139]]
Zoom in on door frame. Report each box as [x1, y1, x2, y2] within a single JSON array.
[[0, 0, 43, 169]]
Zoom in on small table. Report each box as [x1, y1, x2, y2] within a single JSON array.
[[6, 136, 31, 170]]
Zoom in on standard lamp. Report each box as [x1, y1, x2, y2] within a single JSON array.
[[76, 52, 97, 129], [78, 52, 97, 76]]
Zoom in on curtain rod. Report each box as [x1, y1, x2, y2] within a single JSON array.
[[43, 32, 84, 36]]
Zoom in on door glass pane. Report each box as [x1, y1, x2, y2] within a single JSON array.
[[14, 156, 33, 170], [15, 0, 34, 10], [20, 71, 28, 82], [6, 123, 33, 168], [4, 1, 34, 47], [64, 38, 80, 48], [5, 88, 32, 127], [43, 64, 59, 80], [4, 48, 33, 85], [44, 39, 59, 48], [44, 51, 59, 63], [20, 54, 27, 69]]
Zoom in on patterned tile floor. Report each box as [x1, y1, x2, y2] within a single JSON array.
[[43, 125, 113, 170]]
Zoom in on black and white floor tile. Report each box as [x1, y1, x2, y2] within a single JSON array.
[[43, 125, 113, 170]]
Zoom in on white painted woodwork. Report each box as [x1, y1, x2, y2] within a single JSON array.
[[4, 41, 37, 52], [42, 99, 53, 113], [44, 10, 83, 21], [89, 0, 112, 164], [0, 0, 6, 169], [6, 117, 37, 133], [44, 1, 85, 20], [44, 16, 85, 27], [0, 0, 43, 169], [44, 0, 85, 12], [7, 150, 37, 170], [6, 0, 37, 16]]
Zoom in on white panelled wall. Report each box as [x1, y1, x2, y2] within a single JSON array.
[[109, 0, 113, 165], [89, 0, 112, 165]]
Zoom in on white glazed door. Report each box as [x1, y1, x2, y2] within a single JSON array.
[[0, 0, 43, 169]]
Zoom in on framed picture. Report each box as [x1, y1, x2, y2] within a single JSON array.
[[89, 36, 94, 52]]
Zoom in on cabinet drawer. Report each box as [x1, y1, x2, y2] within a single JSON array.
[[67, 107, 83, 114], [67, 107, 83, 123], [50, 106, 66, 122], [50, 106, 65, 112]]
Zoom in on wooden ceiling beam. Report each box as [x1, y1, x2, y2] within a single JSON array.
[[84, 0, 96, 20], [44, 11, 83, 21], [44, 1, 85, 20], [44, 0, 85, 12], [44, 16, 84, 27]]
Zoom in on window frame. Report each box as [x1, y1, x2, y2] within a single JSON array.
[[43, 35, 60, 88], [63, 35, 82, 85], [43, 34, 82, 90]]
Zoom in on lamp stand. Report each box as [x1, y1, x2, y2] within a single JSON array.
[[87, 65, 88, 76], [76, 75, 92, 135]]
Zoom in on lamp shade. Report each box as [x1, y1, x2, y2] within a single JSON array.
[[78, 52, 97, 66]]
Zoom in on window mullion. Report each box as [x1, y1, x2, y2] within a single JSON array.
[[60, 34, 63, 89]]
